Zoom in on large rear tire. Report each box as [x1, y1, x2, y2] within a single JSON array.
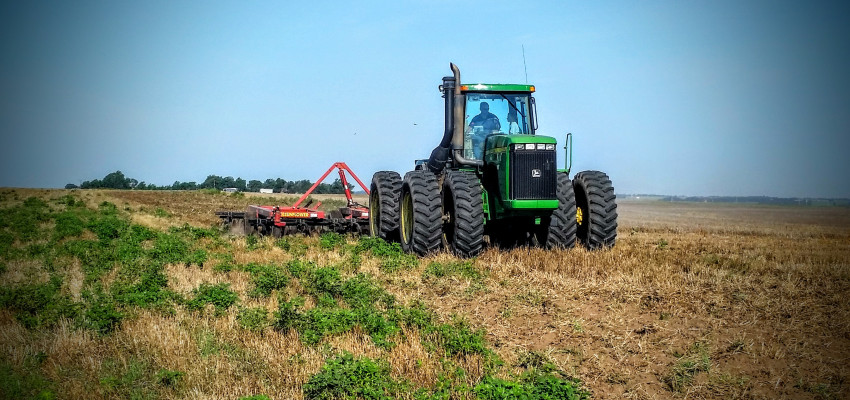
[[535, 172, 577, 249], [442, 170, 485, 258], [369, 171, 402, 242], [573, 170, 617, 249], [399, 171, 442, 256]]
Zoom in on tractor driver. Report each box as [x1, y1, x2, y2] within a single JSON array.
[[467, 101, 501, 159], [469, 102, 501, 132]]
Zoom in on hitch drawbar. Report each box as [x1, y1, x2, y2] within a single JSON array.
[[215, 162, 370, 236]]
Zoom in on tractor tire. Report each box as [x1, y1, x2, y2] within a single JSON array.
[[573, 170, 617, 249], [369, 171, 402, 242], [399, 170, 442, 256], [535, 172, 577, 249], [442, 170, 485, 258]]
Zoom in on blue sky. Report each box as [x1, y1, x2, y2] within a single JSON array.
[[2, 1, 848, 197]]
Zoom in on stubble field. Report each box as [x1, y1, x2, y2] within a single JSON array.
[[1, 189, 848, 399]]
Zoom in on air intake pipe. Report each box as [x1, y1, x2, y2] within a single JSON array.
[[426, 75, 455, 172], [428, 63, 484, 172], [449, 63, 484, 168]]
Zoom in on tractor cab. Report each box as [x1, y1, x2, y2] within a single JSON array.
[[460, 85, 536, 160]]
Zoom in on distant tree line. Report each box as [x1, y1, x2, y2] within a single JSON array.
[[65, 170, 353, 194]]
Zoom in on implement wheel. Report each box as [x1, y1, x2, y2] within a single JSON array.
[[573, 170, 618, 249], [442, 170, 485, 258], [399, 170, 442, 256], [369, 171, 402, 241], [535, 172, 577, 249]]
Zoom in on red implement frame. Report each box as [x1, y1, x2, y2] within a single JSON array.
[[216, 162, 372, 236], [293, 162, 370, 208]]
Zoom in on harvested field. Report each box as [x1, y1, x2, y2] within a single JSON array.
[[0, 188, 848, 399]]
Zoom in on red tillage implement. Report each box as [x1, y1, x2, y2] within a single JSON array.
[[216, 162, 370, 236]]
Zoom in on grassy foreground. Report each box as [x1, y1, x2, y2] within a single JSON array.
[[0, 189, 848, 399]]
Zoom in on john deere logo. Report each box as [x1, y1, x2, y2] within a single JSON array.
[[531, 169, 541, 178]]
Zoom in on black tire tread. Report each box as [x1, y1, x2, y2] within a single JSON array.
[[401, 171, 442, 256], [443, 170, 485, 258], [573, 170, 617, 249], [369, 171, 402, 241], [537, 172, 577, 249]]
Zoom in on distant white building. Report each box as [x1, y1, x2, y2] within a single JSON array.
[[259, 188, 273, 194], [223, 188, 238, 193]]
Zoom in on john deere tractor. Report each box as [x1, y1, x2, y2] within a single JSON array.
[[370, 63, 617, 257]]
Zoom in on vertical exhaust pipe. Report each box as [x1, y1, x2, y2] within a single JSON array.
[[449, 63, 483, 168]]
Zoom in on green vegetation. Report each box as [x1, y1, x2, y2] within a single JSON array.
[[237, 307, 270, 332], [353, 236, 418, 272], [0, 192, 592, 399], [303, 352, 589, 400], [154, 368, 185, 389], [304, 353, 406, 400], [241, 263, 288, 298], [663, 342, 711, 392], [423, 260, 483, 281], [98, 358, 158, 399], [474, 371, 589, 400], [0, 354, 55, 400], [186, 283, 239, 314], [0, 195, 215, 333], [0, 275, 79, 330]]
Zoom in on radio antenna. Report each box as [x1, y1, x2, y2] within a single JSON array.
[[522, 45, 528, 83]]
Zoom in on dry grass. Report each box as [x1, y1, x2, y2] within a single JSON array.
[[1, 189, 848, 399]]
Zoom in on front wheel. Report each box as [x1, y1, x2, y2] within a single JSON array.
[[573, 170, 617, 249], [399, 171, 442, 256], [442, 170, 485, 258], [535, 172, 577, 249]]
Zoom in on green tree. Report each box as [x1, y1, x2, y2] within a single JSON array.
[[234, 178, 247, 191], [201, 175, 223, 190], [247, 180, 263, 192], [102, 171, 130, 189]]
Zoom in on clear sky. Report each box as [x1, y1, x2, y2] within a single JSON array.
[[2, 1, 849, 197]]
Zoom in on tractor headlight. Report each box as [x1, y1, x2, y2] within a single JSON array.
[[536, 143, 546, 150], [525, 143, 535, 150], [545, 144, 556, 150], [514, 144, 525, 150]]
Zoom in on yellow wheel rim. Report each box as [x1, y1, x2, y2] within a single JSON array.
[[369, 191, 379, 235], [576, 206, 584, 226], [401, 192, 413, 244]]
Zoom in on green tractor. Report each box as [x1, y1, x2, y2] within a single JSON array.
[[369, 63, 617, 257]]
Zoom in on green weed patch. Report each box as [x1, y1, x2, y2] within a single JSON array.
[[663, 342, 711, 392], [82, 285, 124, 335], [241, 263, 288, 298], [0, 197, 50, 243], [303, 353, 406, 400], [237, 307, 270, 332], [187, 283, 238, 314], [474, 371, 590, 400], [319, 231, 347, 250], [354, 236, 417, 272], [0, 276, 79, 329], [0, 355, 55, 400], [423, 260, 483, 281], [98, 358, 159, 399]]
